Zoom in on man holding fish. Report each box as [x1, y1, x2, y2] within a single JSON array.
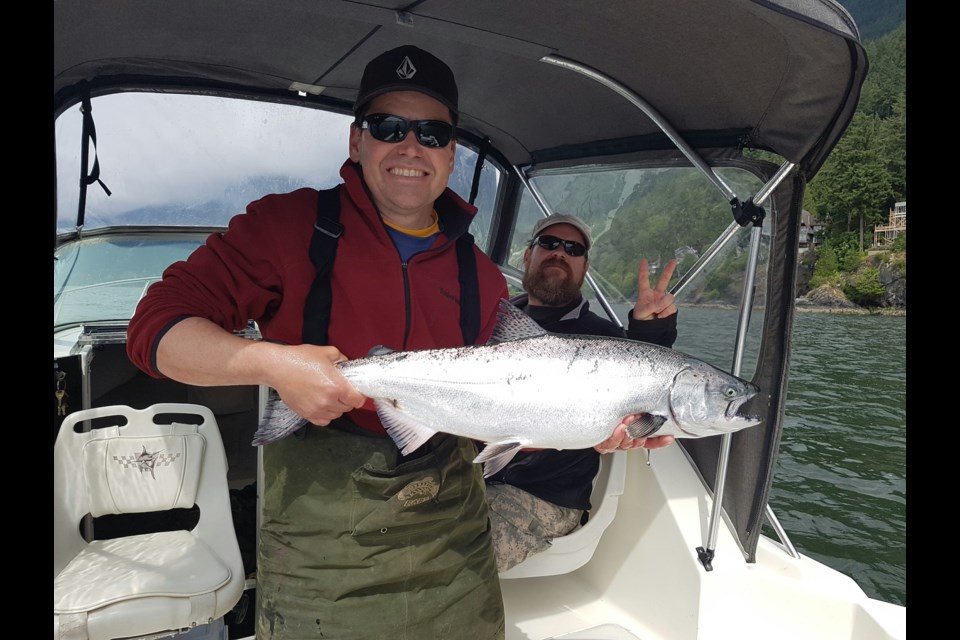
[[486, 213, 680, 571], [127, 45, 512, 640]]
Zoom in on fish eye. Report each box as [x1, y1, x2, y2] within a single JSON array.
[[724, 386, 738, 398]]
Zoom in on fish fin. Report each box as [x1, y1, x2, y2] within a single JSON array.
[[488, 298, 549, 344], [366, 345, 396, 357], [473, 440, 525, 477], [624, 414, 668, 439], [251, 389, 310, 446], [375, 399, 438, 455]]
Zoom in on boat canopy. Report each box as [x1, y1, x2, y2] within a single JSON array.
[[53, 0, 869, 562], [54, 0, 866, 179]]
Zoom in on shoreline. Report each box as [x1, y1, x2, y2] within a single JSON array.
[[793, 305, 905, 317], [617, 300, 907, 317], [676, 301, 906, 317]]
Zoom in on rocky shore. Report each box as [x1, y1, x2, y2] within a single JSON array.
[[795, 249, 906, 316], [795, 284, 905, 316]]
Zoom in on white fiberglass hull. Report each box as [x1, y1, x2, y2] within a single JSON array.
[[499, 445, 905, 640]]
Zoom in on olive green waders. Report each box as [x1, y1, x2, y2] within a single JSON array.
[[256, 419, 505, 640]]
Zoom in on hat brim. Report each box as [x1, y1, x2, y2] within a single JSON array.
[[533, 220, 592, 250], [354, 84, 459, 116]]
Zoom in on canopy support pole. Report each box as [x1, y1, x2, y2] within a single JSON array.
[[698, 160, 798, 566], [699, 217, 764, 570]]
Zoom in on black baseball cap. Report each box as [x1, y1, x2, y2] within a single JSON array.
[[353, 45, 459, 117]]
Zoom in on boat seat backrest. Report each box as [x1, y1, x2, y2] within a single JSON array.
[[81, 427, 204, 517], [54, 404, 245, 640]]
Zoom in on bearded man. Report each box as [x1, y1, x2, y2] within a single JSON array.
[[485, 213, 681, 572]]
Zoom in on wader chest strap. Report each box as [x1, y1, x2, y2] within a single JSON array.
[[456, 231, 480, 345], [302, 186, 343, 346]]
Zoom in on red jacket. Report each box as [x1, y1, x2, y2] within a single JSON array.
[[127, 160, 509, 434]]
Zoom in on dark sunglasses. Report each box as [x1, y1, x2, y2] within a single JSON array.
[[530, 234, 588, 257], [360, 114, 455, 148]]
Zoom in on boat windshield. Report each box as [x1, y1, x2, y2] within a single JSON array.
[[54, 235, 207, 327]]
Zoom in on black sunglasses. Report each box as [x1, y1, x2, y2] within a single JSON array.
[[530, 234, 588, 257], [360, 114, 455, 148]]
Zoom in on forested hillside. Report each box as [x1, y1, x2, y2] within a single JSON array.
[[804, 21, 906, 238], [837, 0, 905, 42], [798, 16, 906, 309]]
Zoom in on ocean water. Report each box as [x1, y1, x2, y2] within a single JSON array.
[[770, 311, 906, 607], [666, 306, 907, 607]]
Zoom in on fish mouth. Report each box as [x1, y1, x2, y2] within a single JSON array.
[[725, 396, 751, 420], [723, 384, 762, 426]]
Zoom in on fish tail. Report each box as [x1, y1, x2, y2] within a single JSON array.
[[251, 390, 309, 446]]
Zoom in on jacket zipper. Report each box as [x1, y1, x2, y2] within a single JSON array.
[[401, 260, 412, 349], [398, 233, 462, 350]]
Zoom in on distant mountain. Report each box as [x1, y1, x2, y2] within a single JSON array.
[[107, 175, 328, 227], [837, 0, 905, 41]]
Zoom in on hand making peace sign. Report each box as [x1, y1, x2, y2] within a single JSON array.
[[632, 257, 678, 321]]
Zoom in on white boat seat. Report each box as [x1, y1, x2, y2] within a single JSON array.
[[499, 450, 627, 579], [54, 404, 245, 640]]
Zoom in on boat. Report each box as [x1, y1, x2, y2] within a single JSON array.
[[54, 2, 906, 639]]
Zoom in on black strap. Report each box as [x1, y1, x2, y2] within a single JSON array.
[[76, 83, 112, 229], [456, 232, 481, 345], [302, 184, 481, 347], [467, 138, 490, 206], [302, 186, 343, 346], [462, 142, 488, 344]]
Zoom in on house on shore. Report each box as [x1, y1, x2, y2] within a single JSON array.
[[873, 201, 906, 247], [798, 210, 824, 254]]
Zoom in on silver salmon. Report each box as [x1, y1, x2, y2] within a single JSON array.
[[253, 299, 762, 476]]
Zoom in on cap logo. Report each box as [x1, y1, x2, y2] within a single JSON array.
[[396, 56, 417, 80]]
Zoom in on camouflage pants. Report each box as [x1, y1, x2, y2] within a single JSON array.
[[485, 483, 583, 572]]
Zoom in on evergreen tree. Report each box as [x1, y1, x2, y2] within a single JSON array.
[[805, 20, 905, 252], [806, 112, 893, 243], [880, 92, 906, 201], [810, 244, 840, 289], [858, 22, 906, 120]]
